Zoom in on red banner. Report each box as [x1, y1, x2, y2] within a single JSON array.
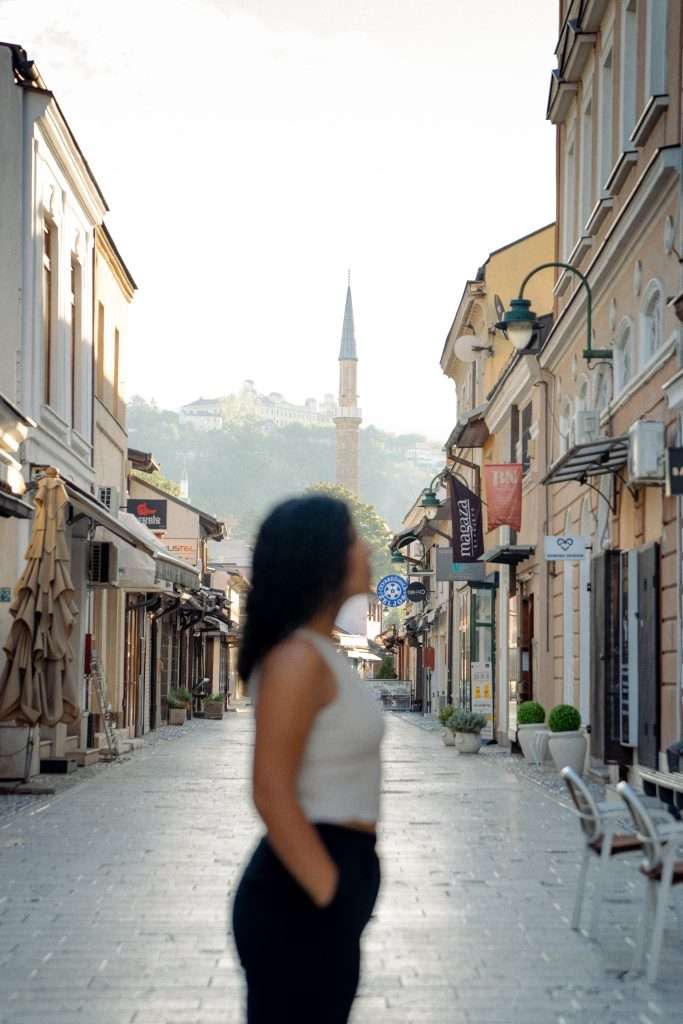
[[485, 464, 523, 532]]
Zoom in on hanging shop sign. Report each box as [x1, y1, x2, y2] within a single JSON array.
[[448, 477, 484, 563], [471, 661, 494, 741], [376, 574, 407, 608], [665, 447, 683, 497], [406, 580, 427, 602], [543, 535, 588, 561], [435, 548, 487, 582], [484, 464, 523, 532], [127, 498, 167, 530]]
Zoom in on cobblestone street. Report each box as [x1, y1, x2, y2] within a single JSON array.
[[1, 712, 682, 1024]]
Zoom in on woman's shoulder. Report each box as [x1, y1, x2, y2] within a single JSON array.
[[259, 632, 336, 698]]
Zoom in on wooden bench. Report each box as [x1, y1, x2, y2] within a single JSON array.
[[638, 767, 683, 812]]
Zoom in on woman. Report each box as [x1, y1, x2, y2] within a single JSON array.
[[232, 494, 385, 1024]]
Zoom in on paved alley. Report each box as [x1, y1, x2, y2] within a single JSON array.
[[0, 713, 682, 1024]]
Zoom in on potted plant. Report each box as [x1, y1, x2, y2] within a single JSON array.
[[516, 701, 549, 762], [177, 687, 193, 719], [167, 691, 186, 726], [204, 692, 225, 720], [547, 704, 586, 776], [438, 705, 455, 745], [448, 709, 488, 754]]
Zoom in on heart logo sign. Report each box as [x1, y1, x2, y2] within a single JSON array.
[[557, 537, 574, 551]]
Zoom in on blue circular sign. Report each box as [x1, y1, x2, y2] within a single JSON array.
[[376, 574, 407, 608]]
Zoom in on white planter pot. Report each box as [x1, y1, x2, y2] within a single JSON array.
[[517, 723, 548, 761], [547, 731, 587, 776], [454, 731, 481, 754], [441, 729, 455, 746]]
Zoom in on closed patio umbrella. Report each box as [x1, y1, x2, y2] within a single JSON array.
[[0, 468, 79, 777]]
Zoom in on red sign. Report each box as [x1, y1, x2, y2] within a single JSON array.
[[484, 464, 523, 532], [423, 646, 435, 670]]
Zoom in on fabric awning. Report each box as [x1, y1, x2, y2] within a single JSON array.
[[0, 490, 33, 519], [64, 481, 156, 554], [97, 510, 200, 592], [542, 436, 629, 486], [481, 545, 534, 566]]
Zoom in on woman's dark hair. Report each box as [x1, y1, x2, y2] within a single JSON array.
[[238, 495, 353, 681]]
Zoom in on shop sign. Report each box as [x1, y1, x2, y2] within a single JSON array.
[[471, 661, 494, 741], [436, 548, 487, 582], [543, 535, 588, 561], [484, 464, 523, 532], [127, 498, 167, 530], [163, 539, 200, 566], [406, 581, 427, 602], [448, 477, 484, 563], [665, 447, 683, 496], [376, 574, 407, 608]]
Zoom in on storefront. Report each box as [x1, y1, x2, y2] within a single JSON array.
[[457, 582, 496, 739]]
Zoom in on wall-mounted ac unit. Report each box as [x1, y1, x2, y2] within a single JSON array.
[[97, 485, 120, 515], [628, 420, 665, 485], [89, 542, 119, 586], [574, 410, 599, 445]]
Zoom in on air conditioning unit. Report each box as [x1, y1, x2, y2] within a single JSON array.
[[89, 542, 119, 586], [628, 420, 665, 485], [97, 485, 120, 516], [574, 410, 599, 445]]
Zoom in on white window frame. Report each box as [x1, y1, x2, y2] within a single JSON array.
[[598, 41, 614, 190], [614, 316, 635, 393], [580, 86, 594, 230], [559, 396, 574, 456], [562, 119, 578, 259], [639, 278, 664, 366], [594, 365, 612, 419], [645, 0, 668, 97], [619, 0, 639, 147]]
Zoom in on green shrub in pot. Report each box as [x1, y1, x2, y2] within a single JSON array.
[[517, 700, 545, 726], [548, 704, 581, 732], [448, 710, 488, 735], [438, 705, 455, 727]]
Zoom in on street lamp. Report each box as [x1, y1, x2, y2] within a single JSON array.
[[496, 261, 612, 362], [420, 486, 441, 520], [391, 550, 407, 565]]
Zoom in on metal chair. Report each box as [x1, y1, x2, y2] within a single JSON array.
[[561, 767, 644, 940], [617, 781, 683, 983]]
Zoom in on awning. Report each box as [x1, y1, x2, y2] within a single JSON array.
[[391, 528, 422, 552], [446, 402, 489, 449], [0, 490, 33, 519], [481, 545, 534, 566], [542, 436, 628, 486], [97, 510, 200, 592], [65, 481, 156, 554], [346, 650, 382, 662]]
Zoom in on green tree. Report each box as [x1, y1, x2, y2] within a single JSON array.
[[131, 469, 181, 497], [376, 655, 397, 679], [305, 482, 393, 584]]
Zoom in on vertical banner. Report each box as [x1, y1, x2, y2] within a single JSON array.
[[449, 477, 484, 563], [484, 464, 523, 532]]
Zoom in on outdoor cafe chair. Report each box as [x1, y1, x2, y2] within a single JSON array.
[[617, 782, 683, 984], [561, 767, 648, 941]]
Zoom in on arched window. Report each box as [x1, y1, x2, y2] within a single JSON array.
[[559, 397, 574, 455], [614, 317, 635, 393], [641, 279, 663, 364]]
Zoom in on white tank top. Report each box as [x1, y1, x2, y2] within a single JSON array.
[[252, 628, 385, 824]]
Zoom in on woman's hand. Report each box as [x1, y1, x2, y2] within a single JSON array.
[[252, 635, 339, 907]]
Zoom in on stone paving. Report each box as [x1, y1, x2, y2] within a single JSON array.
[[0, 712, 682, 1023]]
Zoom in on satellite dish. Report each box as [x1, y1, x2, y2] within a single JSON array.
[[494, 295, 505, 321], [454, 333, 486, 363]]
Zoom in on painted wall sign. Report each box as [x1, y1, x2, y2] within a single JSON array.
[[162, 539, 200, 566], [543, 535, 588, 561], [127, 498, 168, 530], [376, 574, 407, 608], [484, 464, 523, 532]]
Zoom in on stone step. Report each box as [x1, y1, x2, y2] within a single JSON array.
[[64, 735, 79, 752], [70, 748, 101, 767]]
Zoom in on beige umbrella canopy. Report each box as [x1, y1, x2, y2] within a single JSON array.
[[0, 467, 79, 727]]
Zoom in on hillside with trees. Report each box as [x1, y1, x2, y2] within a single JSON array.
[[127, 397, 439, 537]]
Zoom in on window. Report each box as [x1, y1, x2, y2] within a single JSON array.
[[575, 375, 589, 415], [42, 220, 55, 405], [645, 0, 667, 97], [594, 366, 612, 416], [599, 47, 614, 189], [563, 125, 577, 258], [113, 327, 121, 422], [614, 317, 635, 393], [619, 0, 638, 146], [640, 280, 663, 364], [559, 397, 574, 455], [521, 402, 532, 475], [70, 257, 81, 427], [96, 302, 105, 400], [580, 92, 594, 228]]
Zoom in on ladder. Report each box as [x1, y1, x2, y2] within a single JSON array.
[[89, 652, 118, 759]]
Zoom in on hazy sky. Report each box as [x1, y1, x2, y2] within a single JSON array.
[[0, 0, 557, 441]]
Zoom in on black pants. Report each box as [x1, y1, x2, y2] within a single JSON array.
[[232, 823, 380, 1024]]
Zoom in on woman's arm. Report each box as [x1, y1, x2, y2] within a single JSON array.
[[252, 637, 339, 907]]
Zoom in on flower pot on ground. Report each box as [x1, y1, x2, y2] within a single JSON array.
[[448, 710, 488, 755], [547, 704, 586, 776], [167, 700, 186, 726], [516, 700, 549, 762], [204, 694, 225, 720], [438, 705, 455, 745], [176, 687, 193, 719]]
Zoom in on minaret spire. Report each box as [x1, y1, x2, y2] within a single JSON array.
[[334, 276, 362, 496]]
